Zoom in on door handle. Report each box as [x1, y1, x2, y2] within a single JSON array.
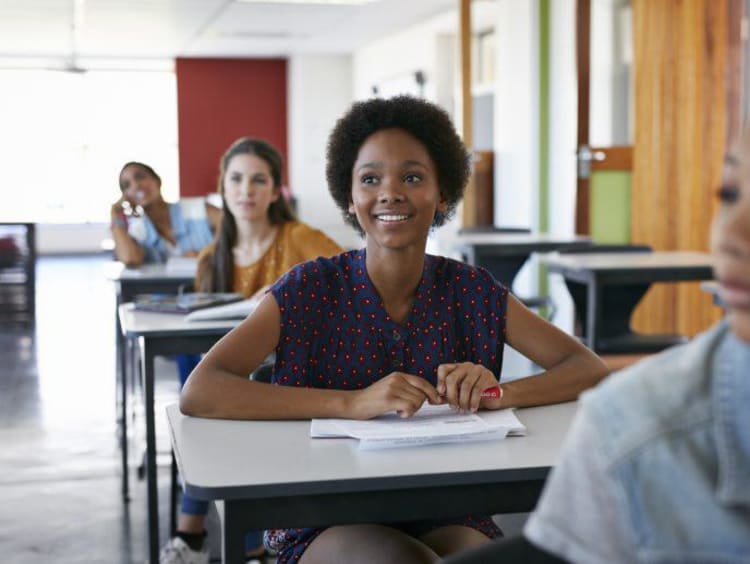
[[577, 145, 607, 178]]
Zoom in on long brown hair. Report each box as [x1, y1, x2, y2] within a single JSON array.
[[197, 138, 295, 292]]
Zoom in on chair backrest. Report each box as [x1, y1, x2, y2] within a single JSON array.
[[561, 244, 653, 339], [459, 227, 532, 285]]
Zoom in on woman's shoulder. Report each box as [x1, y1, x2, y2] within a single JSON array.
[[275, 249, 353, 283], [271, 250, 358, 305], [282, 248, 355, 279], [576, 322, 730, 464]]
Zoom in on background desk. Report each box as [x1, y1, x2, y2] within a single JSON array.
[[544, 251, 714, 349], [105, 263, 194, 500], [119, 304, 240, 563], [452, 232, 592, 286], [168, 401, 578, 564]]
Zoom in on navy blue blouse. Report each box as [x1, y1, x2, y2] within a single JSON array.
[[270, 249, 508, 389]]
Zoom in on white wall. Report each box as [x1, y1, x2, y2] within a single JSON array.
[[352, 10, 461, 113], [492, 0, 539, 231], [36, 223, 112, 254], [287, 54, 360, 249], [547, 0, 578, 332], [548, 0, 577, 239]]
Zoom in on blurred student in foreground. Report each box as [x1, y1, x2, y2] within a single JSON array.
[[445, 138, 750, 563]]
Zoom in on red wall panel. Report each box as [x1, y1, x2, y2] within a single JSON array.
[[176, 58, 287, 197]]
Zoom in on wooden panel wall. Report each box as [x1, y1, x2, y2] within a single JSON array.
[[630, 0, 741, 336]]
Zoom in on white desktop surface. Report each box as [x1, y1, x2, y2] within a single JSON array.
[[452, 232, 591, 247], [167, 401, 578, 499], [544, 250, 713, 271], [104, 260, 197, 282], [118, 303, 240, 337]]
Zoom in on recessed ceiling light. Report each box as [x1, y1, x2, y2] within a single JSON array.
[[236, 0, 378, 5]]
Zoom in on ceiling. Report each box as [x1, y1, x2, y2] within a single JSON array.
[[0, 0, 470, 71]]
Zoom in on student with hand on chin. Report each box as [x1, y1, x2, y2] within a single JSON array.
[[180, 96, 608, 564], [445, 138, 750, 564], [111, 161, 220, 266]]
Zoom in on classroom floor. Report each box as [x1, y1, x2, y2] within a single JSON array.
[[0, 254, 225, 563], [0, 254, 528, 564]]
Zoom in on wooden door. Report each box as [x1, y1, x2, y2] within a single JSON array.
[[575, 0, 635, 242], [576, 0, 744, 337], [630, 0, 742, 337]]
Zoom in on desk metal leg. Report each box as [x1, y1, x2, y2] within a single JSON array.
[[141, 338, 160, 563], [586, 279, 602, 351], [221, 501, 247, 564], [120, 335, 129, 501], [117, 302, 130, 501]]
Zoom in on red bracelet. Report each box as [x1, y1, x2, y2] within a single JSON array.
[[481, 385, 503, 400]]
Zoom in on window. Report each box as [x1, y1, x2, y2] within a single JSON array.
[[0, 69, 178, 223], [473, 29, 495, 88]]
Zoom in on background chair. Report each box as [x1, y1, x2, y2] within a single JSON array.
[[561, 244, 687, 355]]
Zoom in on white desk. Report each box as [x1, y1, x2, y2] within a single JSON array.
[[119, 304, 241, 563], [105, 262, 195, 501], [167, 401, 578, 564]]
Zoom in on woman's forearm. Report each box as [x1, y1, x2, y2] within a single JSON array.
[[111, 225, 145, 266], [500, 349, 608, 408], [180, 367, 352, 420]]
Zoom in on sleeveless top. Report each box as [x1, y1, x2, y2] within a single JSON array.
[[269, 249, 509, 389]]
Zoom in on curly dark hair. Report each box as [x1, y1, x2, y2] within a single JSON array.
[[118, 161, 161, 191], [326, 95, 471, 234]]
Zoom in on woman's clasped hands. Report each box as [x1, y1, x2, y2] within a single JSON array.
[[346, 362, 501, 420]]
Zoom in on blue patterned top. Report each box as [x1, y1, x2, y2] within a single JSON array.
[[127, 198, 213, 264]]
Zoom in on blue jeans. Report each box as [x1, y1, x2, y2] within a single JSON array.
[[176, 354, 263, 551]]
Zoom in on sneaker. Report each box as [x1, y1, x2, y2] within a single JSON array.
[[159, 536, 210, 564]]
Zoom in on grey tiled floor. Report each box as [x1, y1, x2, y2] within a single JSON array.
[[0, 255, 205, 563]]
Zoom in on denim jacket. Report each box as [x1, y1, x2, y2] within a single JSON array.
[[525, 320, 750, 563], [127, 198, 213, 264]]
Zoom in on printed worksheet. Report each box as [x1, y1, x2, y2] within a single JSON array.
[[311, 404, 526, 449]]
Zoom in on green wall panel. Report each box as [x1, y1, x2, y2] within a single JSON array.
[[590, 170, 631, 244]]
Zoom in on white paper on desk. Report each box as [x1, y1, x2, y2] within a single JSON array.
[[311, 404, 526, 449], [476, 408, 527, 437], [358, 428, 510, 450], [184, 296, 260, 322]]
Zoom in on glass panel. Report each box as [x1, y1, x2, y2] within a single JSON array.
[[590, 0, 633, 146]]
